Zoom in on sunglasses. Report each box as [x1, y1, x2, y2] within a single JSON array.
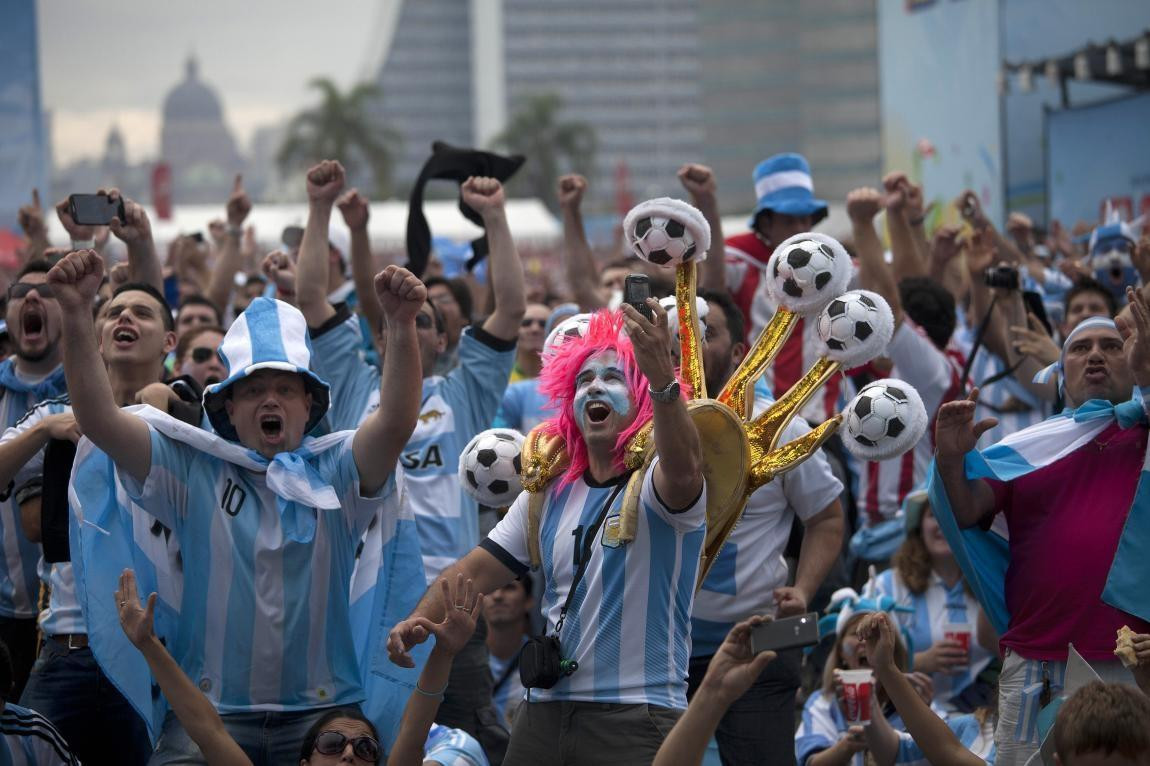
[[189, 347, 217, 364], [8, 283, 54, 300], [520, 317, 547, 328], [313, 730, 381, 762]]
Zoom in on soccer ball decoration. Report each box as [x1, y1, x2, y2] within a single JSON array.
[[659, 295, 709, 342], [543, 313, 592, 357], [842, 379, 928, 462], [459, 428, 526, 507], [816, 290, 894, 369], [623, 198, 712, 267], [765, 232, 852, 316]]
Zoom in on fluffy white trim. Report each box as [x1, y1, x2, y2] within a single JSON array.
[[841, 377, 928, 462], [817, 290, 895, 368], [623, 197, 712, 263], [764, 232, 852, 316]]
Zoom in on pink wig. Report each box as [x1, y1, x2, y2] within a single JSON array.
[[538, 309, 676, 488]]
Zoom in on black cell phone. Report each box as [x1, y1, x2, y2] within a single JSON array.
[[68, 193, 125, 226], [189, 231, 205, 244], [750, 613, 820, 654], [623, 273, 653, 320], [983, 265, 1020, 291]]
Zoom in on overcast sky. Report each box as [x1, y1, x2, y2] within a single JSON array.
[[39, 0, 384, 166]]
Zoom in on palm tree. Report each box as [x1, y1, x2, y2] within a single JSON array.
[[492, 92, 597, 212], [277, 78, 402, 198]]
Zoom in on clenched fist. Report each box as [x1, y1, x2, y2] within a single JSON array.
[[307, 160, 346, 205], [461, 177, 506, 218], [557, 174, 587, 210], [47, 250, 105, 311], [374, 265, 427, 325], [677, 164, 717, 204], [846, 187, 883, 225], [337, 189, 370, 231]]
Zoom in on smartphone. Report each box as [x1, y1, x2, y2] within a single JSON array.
[[68, 193, 125, 226], [750, 613, 820, 654], [623, 273, 653, 320]]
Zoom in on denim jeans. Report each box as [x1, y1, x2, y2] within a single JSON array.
[[0, 614, 40, 701], [20, 638, 153, 766], [686, 649, 801, 766], [149, 705, 349, 766]]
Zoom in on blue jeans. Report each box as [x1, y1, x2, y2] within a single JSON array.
[[148, 705, 352, 766], [20, 638, 153, 765], [686, 649, 801, 766]]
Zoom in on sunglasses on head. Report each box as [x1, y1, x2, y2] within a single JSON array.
[[8, 283, 53, 300], [313, 730, 381, 762], [189, 347, 217, 364], [520, 317, 547, 328]]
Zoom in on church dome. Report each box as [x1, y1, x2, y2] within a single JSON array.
[[162, 57, 224, 122]]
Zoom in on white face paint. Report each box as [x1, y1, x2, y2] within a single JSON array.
[[573, 350, 632, 433]]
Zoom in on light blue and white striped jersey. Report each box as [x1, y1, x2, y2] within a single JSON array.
[[423, 723, 489, 766], [489, 637, 527, 727], [895, 713, 996, 765], [797, 691, 909, 766], [0, 364, 67, 619], [870, 568, 994, 708], [495, 379, 553, 434], [120, 426, 391, 712], [311, 315, 515, 581], [485, 461, 706, 709], [0, 703, 80, 766], [958, 343, 1050, 447], [692, 396, 843, 656]]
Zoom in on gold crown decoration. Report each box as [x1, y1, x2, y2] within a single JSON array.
[[521, 206, 928, 587]]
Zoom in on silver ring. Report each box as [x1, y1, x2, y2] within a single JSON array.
[[455, 605, 471, 613], [119, 601, 126, 607]]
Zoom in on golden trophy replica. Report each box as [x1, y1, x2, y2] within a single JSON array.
[[508, 198, 928, 586]]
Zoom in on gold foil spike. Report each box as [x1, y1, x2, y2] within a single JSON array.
[[675, 262, 706, 400], [749, 414, 842, 489], [520, 425, 568, 494], [745, 357, 840, 461], [717, 308, 799, 419], [624, 420, 655, 470]]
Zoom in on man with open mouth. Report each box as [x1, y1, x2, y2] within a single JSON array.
[[49, 247, 425, 766]]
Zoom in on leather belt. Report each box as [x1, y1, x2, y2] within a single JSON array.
[[49, 633, 89, 650]]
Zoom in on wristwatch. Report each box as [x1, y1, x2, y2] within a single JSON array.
[[648, 378, 680, 403]]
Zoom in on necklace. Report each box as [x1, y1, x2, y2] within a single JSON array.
[[1093, 431, 1123, 451]]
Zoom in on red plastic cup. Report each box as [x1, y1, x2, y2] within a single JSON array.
[[838, 669, 874, 726], [944, 625, 972, 656]]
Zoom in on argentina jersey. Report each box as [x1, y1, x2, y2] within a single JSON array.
[[424, 723, 489, 766], [119, 426, 391, 712], [483, 460, 706, 709]]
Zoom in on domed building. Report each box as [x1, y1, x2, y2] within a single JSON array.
[[159, 56, 244, 203]]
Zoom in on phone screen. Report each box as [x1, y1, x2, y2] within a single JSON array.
[[68, 194, 123, 226], [624, 274, 652, 319]]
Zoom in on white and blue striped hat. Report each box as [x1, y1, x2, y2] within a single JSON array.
[[749, 152, 829, 227], [203, 297, 330, 442], [1032, 316, 1120, 391]]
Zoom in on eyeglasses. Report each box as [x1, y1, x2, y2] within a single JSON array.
[[313, 730, 381, 763], [520, 318, 547, 328], [415, 313, 435, 329], [189, 347, 217, 364], [8, 283, 54, 300]]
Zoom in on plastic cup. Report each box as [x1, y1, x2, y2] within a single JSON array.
[[944, 624, 972, 656], [838, 668, 874, 726]]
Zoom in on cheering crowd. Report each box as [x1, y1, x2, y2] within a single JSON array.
[[0, 144, 1148, 766]]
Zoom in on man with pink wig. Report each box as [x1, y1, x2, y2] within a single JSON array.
[[388, 300, 707, 765]]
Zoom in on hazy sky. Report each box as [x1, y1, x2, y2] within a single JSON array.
[[39, 0, 385, 166]]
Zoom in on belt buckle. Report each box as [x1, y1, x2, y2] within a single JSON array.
[[66, 634, 85, 651]]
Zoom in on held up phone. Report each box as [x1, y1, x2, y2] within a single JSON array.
[[750, 613, 820, 654], [67, 193, 125, 226], [983, 265, 1020, 290], [623, 273, 653, 320]]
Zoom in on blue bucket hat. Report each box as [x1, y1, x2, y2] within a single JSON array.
[[202, 297, 331, 442], [749, 153, 829, 227]]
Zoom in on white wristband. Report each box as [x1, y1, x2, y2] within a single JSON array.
[[71, 239, 95, 250]]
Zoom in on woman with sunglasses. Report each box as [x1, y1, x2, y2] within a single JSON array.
[[116, 569, 486, 765]]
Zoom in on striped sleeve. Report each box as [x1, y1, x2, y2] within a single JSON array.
[[0, 704, 81, 765]]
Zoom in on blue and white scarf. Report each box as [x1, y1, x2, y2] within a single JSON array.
[[927, 396, 1150, 635]]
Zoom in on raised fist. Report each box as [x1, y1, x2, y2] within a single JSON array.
[[677, 164, 717, 202], [336, 189, 370, 231], [461, 177, 505, 217], [846, 187, 883, 225], [306, 160, 346, 205], [47, 249, 105, 311], [557, 174, 587, 210], [226, 174, 252, 227], [261, 250, 296, 297], [374, 265, 427, 324]]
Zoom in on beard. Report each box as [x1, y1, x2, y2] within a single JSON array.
[[14, 344, 53, 363]]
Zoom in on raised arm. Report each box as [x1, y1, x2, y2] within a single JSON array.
[[934, 389, 996, 528], [352, 266, 425, 495], [48, 250, 151, 483], [928, 225, 971, 307], [206, 175, 251, 315], [622, 300, 703, 509], [106, 189, 163, 292], [55, 196, 108, 252], [464, 177, 526, 341], [337, 189, 384, 337], [18, 190, 50, 261], [678, 164, 727, 293], [848, 188, 903, 327], [296, 161, 344, 328], [882, 172, 928, 279], [116, 570, 251, 766], [558, 175, 606, 311]]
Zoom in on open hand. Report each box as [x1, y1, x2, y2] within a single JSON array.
[[935, 388, 997, 460], [115, 568, 157, 651], [226, 174, 252, 227], [307, 160, 346, 205], [699, 616, 777, 706], [47, 249, 104, 311], [557, 175, 587, 210], [461, 176, 506, 218], [336, 189, 370, 230], [374, 265, 426, 325], [1010, 313, 1059, 366], [856, 612, 898, 672], [1118, 286, 1150, 388], [621, 299, 676, 392], [409, 574, 484, 659]]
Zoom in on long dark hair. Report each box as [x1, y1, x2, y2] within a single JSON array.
[[298, 707, 379, 762]]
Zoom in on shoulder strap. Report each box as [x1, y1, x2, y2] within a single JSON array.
[[552, 479, 628, 638]]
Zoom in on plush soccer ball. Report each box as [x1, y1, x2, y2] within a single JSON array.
[[623, 198, 711, 267], [816, 290, 894, 368], [842, 379, 927, 462], [543, 313, 592, 357], [658, 295, 709, 342], [459, 428, 526, 508], [764, 232, 852, 315]]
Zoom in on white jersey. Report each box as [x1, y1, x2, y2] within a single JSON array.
[[958, 341, 1050, 447], [121, 426, 390, 712], [852, 320, 962, 526], [692, 397, 842, 656], [484, 460, 706, 709]]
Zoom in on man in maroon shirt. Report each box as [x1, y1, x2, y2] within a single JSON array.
[[935, 312, 1150, 766]]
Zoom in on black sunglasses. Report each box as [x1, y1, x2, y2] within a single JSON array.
[[189, 347, 217, 364], [520, 317, 547, 328], [313, 730, 381, 762], [8, 283, 54, 300]]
